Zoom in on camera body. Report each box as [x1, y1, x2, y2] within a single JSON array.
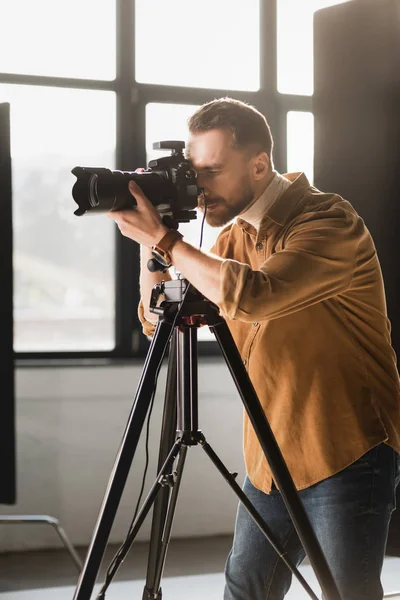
[[72, 141, 199, 224]]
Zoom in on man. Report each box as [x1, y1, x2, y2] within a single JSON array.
[[108, 98, 400, 600]]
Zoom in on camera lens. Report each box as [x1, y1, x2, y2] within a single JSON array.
[[72, 141, 199, 223], [88, 174, 100, 208]]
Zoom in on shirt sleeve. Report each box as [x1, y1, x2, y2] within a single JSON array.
[[218, 206, 362, 322], [138, 300, 157, 337]]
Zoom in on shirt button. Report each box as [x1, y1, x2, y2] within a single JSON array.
[[242, 359, 247, 366], [256, 242, 263, 250], [253, 322, 259, 327]]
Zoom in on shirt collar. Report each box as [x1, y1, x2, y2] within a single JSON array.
[[237, 172, 311, 233], [263, 172, 310, 226], [238, 171, 291, 232]]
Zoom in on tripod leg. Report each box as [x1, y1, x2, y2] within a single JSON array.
[[96, 439, 185, 598], [99, 439, 188, 600], [212, 320, 342, 600], [145, 444, 188, 599], [143, 331, 179, 600], [199, 436, 319, 600], [73, 320, 174, 600]]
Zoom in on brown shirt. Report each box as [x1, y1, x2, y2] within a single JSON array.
[[139, 173, 400, 493]]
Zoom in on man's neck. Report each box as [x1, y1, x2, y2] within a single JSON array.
[[246, 170, 275, 211]]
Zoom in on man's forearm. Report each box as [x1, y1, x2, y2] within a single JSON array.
[[140, 246, 172, 322], [170, 239, 223, 305]]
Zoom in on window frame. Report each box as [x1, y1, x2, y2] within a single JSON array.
[[4, 0, 312, 362]]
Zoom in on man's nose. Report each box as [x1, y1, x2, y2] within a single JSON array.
[[196, 172, 208, 188]]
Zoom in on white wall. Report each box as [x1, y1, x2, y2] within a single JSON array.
[[0, 359, 245, 552]]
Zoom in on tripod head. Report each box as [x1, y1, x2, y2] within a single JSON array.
[[149, 279, 222, 328]]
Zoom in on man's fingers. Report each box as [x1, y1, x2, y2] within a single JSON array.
[[107, 209, 129, 220], [106, 178, 152, 220], [129, 179, 148, 204]]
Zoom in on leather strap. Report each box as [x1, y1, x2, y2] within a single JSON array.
[[154, 229, 183, 253], [151, 229, 184, 267]]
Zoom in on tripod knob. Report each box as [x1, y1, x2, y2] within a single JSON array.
[[147, 258, 168, 273]]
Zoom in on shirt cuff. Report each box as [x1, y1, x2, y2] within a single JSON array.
[[138, 300, 157, 338]]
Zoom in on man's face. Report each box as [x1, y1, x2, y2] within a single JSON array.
[[186, 129, 257, 228]]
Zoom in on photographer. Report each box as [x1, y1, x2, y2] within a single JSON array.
[[108, 98, 400, 600]]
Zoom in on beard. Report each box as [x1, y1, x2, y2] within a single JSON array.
[[203, 183, 255, 228]]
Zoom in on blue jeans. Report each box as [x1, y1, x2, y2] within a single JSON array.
[[224, 443, 400, 600]]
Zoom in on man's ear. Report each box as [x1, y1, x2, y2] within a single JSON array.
[[253, 152, 270, 180]]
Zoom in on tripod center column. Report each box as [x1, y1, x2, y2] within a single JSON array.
[[176, 326, 199, 438]]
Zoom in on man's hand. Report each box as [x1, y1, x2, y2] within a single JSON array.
[[108, 176, 224, 310], [107, 179, 168, 247]]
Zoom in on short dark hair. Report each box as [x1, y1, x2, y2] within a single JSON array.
[[188, 97, 273, 160]]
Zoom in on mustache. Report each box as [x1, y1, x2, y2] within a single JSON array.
[[198, 193, 224, 207]]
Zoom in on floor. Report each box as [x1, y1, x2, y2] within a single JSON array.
[[0, 536, 399, 599], [0, 536, 233, 592]]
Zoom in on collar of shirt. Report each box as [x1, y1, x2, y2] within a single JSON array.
[[238, 171, 292, 232], [237, 172, 311, 236]]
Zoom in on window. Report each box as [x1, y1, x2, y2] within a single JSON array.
[[0, 0, 116, 80], [0, 84, 116, 351], [277, 0, 352, 95], [287, 112, 314, 183], [0, 0, 333, 358], [135, 0, 260, 91]]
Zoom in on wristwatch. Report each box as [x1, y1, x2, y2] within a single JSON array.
[[151, 229, 183, 268]]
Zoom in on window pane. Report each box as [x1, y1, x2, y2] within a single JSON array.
[[0, 0, 116, 80], [287, 112, 314, 184], [146, 103, 222, 342], [136, 0, 260, 91], [0, 85, 116, 352], [277, 0, 351, 95]]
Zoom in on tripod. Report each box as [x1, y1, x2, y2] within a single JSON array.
[[73, 279, 343, 600]]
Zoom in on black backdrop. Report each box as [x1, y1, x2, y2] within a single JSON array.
[[313, 0, 400, 553], [0, 102, 16, 504]]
